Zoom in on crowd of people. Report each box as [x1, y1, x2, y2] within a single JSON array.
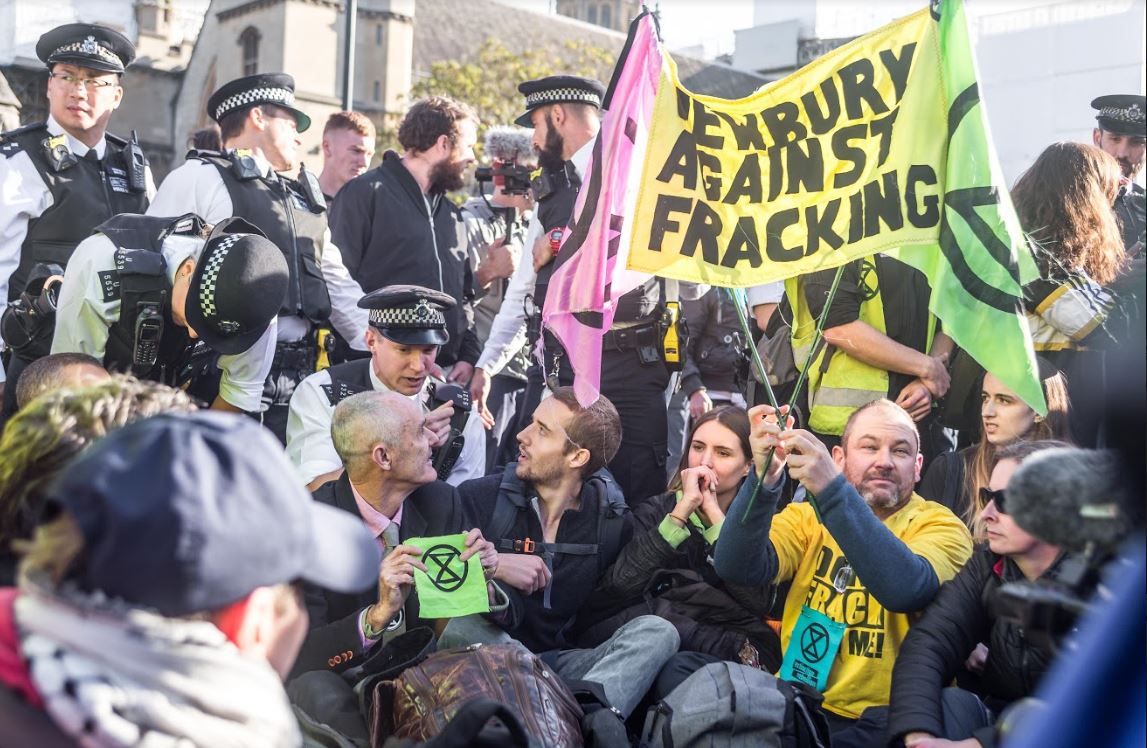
[[0, 19, 1143, 748]]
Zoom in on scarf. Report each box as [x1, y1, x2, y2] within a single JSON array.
[[13, 574, 301, 747]]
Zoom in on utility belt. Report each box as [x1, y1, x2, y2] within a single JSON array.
[[540, 311, 684, 389], [272, 338, 317, 372]]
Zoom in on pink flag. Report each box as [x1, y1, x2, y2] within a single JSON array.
[[541, 10, 663, 406]]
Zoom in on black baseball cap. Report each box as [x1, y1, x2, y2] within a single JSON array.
[[184, 217, 289, 356], [515, 75, 605, 127], [207, 73, 312, 132], [46, 411, 380, 616], [359, 284, 455, 346], [1092, 94, 1146, 136], [36, 23, 135, 74]]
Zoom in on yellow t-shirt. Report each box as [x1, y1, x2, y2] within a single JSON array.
[[770, 494, 972, 719]]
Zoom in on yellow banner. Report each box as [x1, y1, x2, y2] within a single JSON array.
[[627, 8, 945, 286]]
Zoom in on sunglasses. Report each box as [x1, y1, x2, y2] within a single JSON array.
[[979, 487, 1008, 514]]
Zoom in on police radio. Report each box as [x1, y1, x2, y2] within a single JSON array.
[[428, 382, 471, 480], [132, 303, 164, 372], [126, 130, 148, 192]]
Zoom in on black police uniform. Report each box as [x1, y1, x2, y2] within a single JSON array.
[[1093, 94, 1146, 253], [0, 24, 149, 417]]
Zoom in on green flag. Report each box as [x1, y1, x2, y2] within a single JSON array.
[[407, 534, 490, 619], [890, 0, 1047, 414]]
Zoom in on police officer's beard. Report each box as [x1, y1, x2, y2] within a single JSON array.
[[536, 127, 566, 172], [430, 158, 467, 193]]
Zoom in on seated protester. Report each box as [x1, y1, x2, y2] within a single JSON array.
[[888, 440, 1073, 748], [918, 359, 1071, 521], [13, 352, 108, 411], [714, 399, 973, 735], [0, 376, 195, 586], [286, 285, 485, 490], [449, 388, 681, 719], [291, 390, 494, 677], [0, 411, 378, 746], [50, 214, 288, 413], [580, 406, 782, 671]]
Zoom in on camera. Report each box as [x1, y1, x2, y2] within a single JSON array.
[[474, 160, 533, 196]]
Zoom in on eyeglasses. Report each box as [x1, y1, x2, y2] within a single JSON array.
[[49, 72, 118, 91], [979, 487, 1008, 514]]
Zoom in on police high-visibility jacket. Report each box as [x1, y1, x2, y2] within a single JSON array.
[[786, 258, 935, 436]]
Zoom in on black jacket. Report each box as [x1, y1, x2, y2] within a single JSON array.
[[680, 289, 750, 397], [578, 491, 780, 669], [888, 546, 1064, 747], [329, 151, 479, 366], [291, 474, 462, 677], [458, 468, 631, 654]]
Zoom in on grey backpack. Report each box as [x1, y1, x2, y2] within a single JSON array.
[[638, 662, 830, 748]]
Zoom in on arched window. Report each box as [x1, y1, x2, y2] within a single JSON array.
[[239, 27, 260, 76], [600, 3, 611, 28]]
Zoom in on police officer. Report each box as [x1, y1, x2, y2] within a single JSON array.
[[50, 214, 288, 411], [286, 285, 485, 490], [0, 23, 153, 410], [1091, 94, 1146, 254], [147, 73, 369, 439], [473, 75, 701, 505]]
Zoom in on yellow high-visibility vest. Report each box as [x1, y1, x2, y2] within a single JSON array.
[[786, 259, 934, 436]]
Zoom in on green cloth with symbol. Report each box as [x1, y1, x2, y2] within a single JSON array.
[[779, 605, 845, 693], [407, 533, 490, 619]]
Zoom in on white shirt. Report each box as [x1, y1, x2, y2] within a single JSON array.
[[0, 115, 156, 381], [285, 364, 486, 487], [50, 232, 276, 411], [147, 153, 369, 349]]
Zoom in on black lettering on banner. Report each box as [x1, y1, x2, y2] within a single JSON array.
[[848, 191, 865, 243], [906, 164, 941, 228], [722, 153, 763, 204], [722, 216, 763, 268], [648, 195, 694, 251], [831, 123, 868, 189], [767, 145, 785, 202], [785, 137, 825, 195], [692, 98, 725, 149], [715, 111, 767, 151], [760, 101, 808, 146], [941, 82, 1025, 313], [765, 208, 803, 262], [680, 201, 723, 264], [863, 171, 904, 237], [656, 130, 700, 189], [699, 150, 724, 201], [802, 77, 843, 135], [676, 87, 692, 120], [869, 107, 900, 167], [837, 58, 890, 119], [879, 43, 917, 103], [806, 200, 845, 256]]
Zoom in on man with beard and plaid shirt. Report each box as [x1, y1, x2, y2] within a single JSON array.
[[329, 97, 482, 384]]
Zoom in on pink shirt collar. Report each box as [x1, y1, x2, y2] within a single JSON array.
[[349, 480, 402, 541]]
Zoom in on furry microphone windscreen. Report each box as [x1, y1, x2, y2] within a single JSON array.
[[483, 126, 535, 164], [1007, 447, 1130, 553]]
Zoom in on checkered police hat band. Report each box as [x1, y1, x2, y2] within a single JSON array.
[[1099, 104, 1145, 125], [197, 235, 241, 321], [525, 88, 602, 109], [215, 87, 295, 121], [52, 35, 120, 65], [368, 302, 446, 330]]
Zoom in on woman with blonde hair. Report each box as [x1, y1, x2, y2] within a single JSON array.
[[1011, 141, 1142, 446], [920, 358, 1071, 530]]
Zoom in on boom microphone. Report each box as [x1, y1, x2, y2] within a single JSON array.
[[483, 126, 535, 164], [1006, 447, 1131, 555]]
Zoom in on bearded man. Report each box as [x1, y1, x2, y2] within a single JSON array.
[[714, 399, 972, 739], [329, 97, 482, 383]]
